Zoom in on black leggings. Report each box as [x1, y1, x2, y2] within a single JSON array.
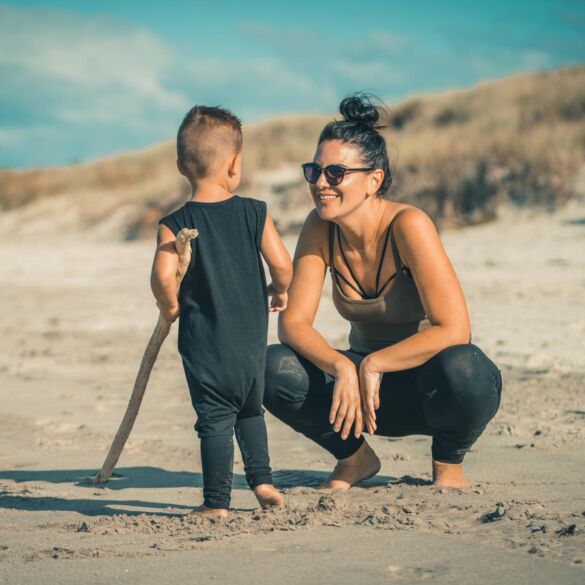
[[264, 343, 502, 464], [183, 363, 273, 509]]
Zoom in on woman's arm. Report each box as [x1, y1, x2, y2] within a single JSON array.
[[365, 207, 470, 374], [279, 210, 350, 374], [279, 210, 363, 439], [360, 207, 471, 432]]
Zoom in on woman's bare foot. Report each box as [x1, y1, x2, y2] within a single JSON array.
[[321, 441, 381, 491], [186, 504, 229, 518], [432, 460, 470, 489], [253, 484, 285, 510]]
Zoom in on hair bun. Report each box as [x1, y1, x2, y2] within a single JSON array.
[[339, 93, 380, 126]]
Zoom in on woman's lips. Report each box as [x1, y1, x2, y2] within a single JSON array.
[[317, 193, 339, 203]]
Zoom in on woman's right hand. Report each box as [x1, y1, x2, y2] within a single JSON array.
[[330, 361, 364, 440]]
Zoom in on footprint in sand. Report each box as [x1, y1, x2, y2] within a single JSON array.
[[385, 564, 442, 581]]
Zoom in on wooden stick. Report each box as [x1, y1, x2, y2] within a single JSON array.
[[92, 227, 198, 484]]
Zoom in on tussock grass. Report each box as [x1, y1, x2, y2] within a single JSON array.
[[1, 67, 583, 238]]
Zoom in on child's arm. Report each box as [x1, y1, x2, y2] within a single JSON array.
[[150, 224, 180, 322], [260, 212, 293, 312]]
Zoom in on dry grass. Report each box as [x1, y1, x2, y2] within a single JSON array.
[[1, 66, 583, 238]]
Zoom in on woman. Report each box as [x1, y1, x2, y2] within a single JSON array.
[[264, 93, 502, 489]]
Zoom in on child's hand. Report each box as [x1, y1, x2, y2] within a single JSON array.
[[157, 301, 180, 323], [269, 292, 288, 312], [267, 283, 288, 313]]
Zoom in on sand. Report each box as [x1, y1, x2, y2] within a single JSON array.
[[0, 200, 584, 584]]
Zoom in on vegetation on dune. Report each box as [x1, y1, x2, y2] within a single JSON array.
[[1, 67, 583, 238]]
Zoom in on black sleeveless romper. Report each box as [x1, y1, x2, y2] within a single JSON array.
[[159, 196, 268, 437]]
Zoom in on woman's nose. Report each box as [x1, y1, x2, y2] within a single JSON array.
[[315, 169, 329, 189]]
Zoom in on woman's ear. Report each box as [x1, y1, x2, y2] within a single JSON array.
[[367, 168, 384, 196]]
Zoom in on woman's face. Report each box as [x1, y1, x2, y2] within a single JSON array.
[[309, 139, 382, 221]]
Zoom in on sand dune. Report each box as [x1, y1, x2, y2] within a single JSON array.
[[1, 66, 584, 239]]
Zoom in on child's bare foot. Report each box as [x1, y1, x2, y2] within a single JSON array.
[[253, 484, 285, 510], [432, 460, 470, 489], [186, 504, 228, 518], [321, 441, 381, 491]]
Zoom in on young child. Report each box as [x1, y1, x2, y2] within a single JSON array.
[[151, 105, 292, 517]]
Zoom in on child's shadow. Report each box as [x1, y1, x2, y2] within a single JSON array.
[[0, 467, 419, 517], [0, 467, 396, 491]]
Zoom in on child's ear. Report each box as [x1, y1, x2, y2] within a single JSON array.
[[228, 152, 241, 177], [176, 159, 186, 177]]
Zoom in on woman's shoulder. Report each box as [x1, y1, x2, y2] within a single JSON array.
[[392, 204, 436, 235], [390, 204, 441, 265], [297, 208, 329, 262]]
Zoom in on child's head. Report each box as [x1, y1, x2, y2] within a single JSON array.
[[177, 105, 242, 191]]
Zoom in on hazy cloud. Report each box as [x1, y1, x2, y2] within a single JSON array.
[[1, 3, 581, 168], [0, 4, 188, 123]]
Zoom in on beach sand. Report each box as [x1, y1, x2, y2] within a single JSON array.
[[0, 201, 584, 584]]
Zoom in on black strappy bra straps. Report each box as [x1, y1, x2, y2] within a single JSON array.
[[328, 210, 411, 300], [374, 222, 393, 294], [337, 226, 370, 298], [389, 211, 404, 272], [329, 222, 367, 298]]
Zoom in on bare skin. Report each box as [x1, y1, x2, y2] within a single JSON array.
[[186, 484, 284, 518], [280, 139, 473, 486], [320, 440, 381, 490], [432, 461, 470, 489], [187, 504, 229, 518], [253, 484, 286, 509]]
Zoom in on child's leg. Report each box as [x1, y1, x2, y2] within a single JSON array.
[[199, 432, 234, 510], [235, 377, 283, 509], [234, 414, 272, 489], [183, 364, 237, 514]]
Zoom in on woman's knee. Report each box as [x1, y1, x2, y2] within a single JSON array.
[[264, 344, 309, 408], [421, 344, 502, 425]]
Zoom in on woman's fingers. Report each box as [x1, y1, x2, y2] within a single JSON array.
[[354, 408, 363, 439], [366, 417, 376, 435], [334, 402, 349, 432], [363, 393, 377, 434], [360, 396, 372, 435], [329, 393, 341, 425], [367, 394, 376, 421], [368, 412, 377, 433], [340, 409, 356, 440]]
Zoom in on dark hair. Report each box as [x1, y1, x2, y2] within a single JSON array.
[[318, 93, 392, 195], [177, 105, 242, 181]]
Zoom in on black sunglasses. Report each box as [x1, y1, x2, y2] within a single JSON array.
[[301, 162, 374, 186]]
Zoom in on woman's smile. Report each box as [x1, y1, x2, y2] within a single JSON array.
[[317, 192, 340, 203]]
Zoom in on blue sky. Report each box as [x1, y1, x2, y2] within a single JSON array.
[[1, 0, 583, 169]]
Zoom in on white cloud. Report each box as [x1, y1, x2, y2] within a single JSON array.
[[239, 23, 414, 61], [184, 58, 333, 105], [0, 127, 25, 147], [329, 58, 407, 87], [0, 4, 188, 126], [519, 50, 553, 70]]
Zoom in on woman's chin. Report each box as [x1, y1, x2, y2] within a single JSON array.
[[315, 197, 341, 218]]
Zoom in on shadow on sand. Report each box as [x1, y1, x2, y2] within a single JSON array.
[[0, 466, 420, 517]]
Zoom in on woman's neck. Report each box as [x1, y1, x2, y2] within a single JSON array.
[[336, 198, 392, 251]]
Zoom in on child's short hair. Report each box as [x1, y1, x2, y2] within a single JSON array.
[[177, 105, 242, 182]]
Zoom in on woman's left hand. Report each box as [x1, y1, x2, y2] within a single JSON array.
[[359, 356, 383, 434]]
